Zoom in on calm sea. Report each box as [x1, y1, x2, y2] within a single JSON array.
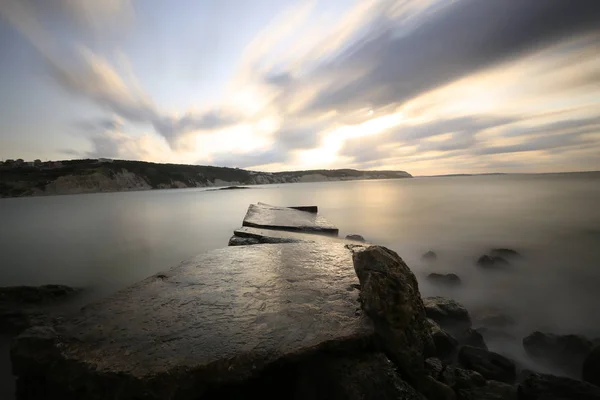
[[1, 173, 600, 396]]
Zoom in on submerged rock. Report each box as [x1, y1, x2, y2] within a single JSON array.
[[462, 328, 488, 350], [472, 307, 516, 329], [583, 345, 600, 387], [523, 331, 593, 377], [350, 245, 434, 386], [0, 284, 79, 334], [422, 251, 438, 261], [427, 273, 461, 286], [476, 255, 510, 268], [345, 234, 366, 242], [11, 243, 375, 399], [458, 346, 516, 383], [518, 372, 600, 400], [228, 235, 261, 246], [490, 248, 521, 258], [423, 297, 472, 334]]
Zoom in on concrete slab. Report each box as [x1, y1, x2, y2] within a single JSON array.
[[229, 226, 365, 246], [242, 203, 338, 235], [258, 202, 317, 213], [11, 243, 373, 398]]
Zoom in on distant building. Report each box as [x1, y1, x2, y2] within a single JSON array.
[[98, 158, 114, 163], [15, 159, 24, 166]]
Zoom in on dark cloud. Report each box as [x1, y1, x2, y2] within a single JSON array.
[[476, 133, 594, 156], [297, 0, 600, 114], [209, 149, 288, 169], [73, 117, 123, 132]]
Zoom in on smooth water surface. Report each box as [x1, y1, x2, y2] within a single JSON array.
[[1, 173, 600, 392]]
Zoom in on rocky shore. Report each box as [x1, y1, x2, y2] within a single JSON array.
[[3, 204, 600, 399]]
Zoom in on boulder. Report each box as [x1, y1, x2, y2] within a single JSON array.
[[476, 327, 516, 343], [0, 284, 79, 334], [420, 375, 457, 400], [583, 345, 600, 387], [345, 234, 366, 242], [10, 243, 376, 399], [423, 297, 472, 334], [426, 318, 459, 360], [457, 380, 517, 400], [458, 346, 516, 383], [523, 331, 593, 377], [518, 372, 600, 400], [426, 357, 444, 378], [423, 251, 438, 261], [472, 308, 516, 328], [461, 328, 488, 350], [439, 364, 486, 391], [427, 273, 461, 286], [350, 245, 434, 386]]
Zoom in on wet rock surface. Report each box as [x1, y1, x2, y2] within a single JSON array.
[[242, 203, 339, 235], [523, 331, 593, 377], [458, 346, 516, 383], [229, 226, 366, 246], [583, 345, 600, 387], [11, 243, 375, 399], [227, 235, 261, 246], [350, 245, 434, 386], [427, 273, 461, 286], [518, 372, 600, 400], [0, 285, 79, 334]]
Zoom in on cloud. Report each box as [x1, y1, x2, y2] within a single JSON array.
[[73, 116, 124, 132]]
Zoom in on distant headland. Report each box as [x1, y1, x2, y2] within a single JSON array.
[[0, 158, 412, 198]]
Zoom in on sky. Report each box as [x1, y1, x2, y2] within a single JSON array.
[[0, 0, 599, 175]]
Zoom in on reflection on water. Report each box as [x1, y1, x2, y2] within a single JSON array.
[[1, 172, 600, 392]]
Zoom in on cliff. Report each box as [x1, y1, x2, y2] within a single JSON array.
[[0, 159, 412, 198]]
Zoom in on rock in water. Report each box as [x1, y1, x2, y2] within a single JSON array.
[[426, 318, 458, 360], [423, 297, 472, 333], [0, 284, 79, 334], [490, 249, 521, 258], [584, 345, 600, 387], [242, 203, 339, 235], [422, 251, 438, 261], [425, 357, 444, 379], [476, 255, 495, 267], [345, 234, 366, 242], [439, 364, 486, 391], [350, 245, 434, 386], [427, 273, 461, 286], [518, 372, 600, 400], [523, 331, 593, 378], [11, 243, 375, 399], [228, 235, 261, 246], [458, 346, 517, 383], [458, 380, 517, 400]]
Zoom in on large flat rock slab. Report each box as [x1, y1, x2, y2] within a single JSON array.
[[242, 203, 339, 235], [229, 226, 366, 246], [11, 243, 373, 399]]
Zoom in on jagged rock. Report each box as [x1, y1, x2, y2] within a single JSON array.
[[426, 357, 444, 378], [490, 249, 521, 258], [345, 234, 366, 242], [426, 318, 459, 360], [461, 328, 488, 350], [476, 255, 510, 268], [523, 331, 593, 377], [228, 235, 261, 246], [423, 297, 472, 334], [427, 273, 461, 286], [0, 284, 79, 334], [477, 255, 495, 267], [458, 346, 516, 383], [423, 251, 438, 261], [583, 345, 600, 387], [439, 364, 486, 391], [518, 372, 600, 400], [350, 245, 434, 386], [458, 380, 517, 400], [10, 243, 375, 399]]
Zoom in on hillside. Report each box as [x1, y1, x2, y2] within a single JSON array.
[[0, 159, 412, 198]]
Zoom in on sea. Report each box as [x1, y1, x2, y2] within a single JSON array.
[[1, 172, 600, 396]]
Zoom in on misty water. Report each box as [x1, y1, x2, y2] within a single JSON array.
[[2, 173, 600, 396]]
